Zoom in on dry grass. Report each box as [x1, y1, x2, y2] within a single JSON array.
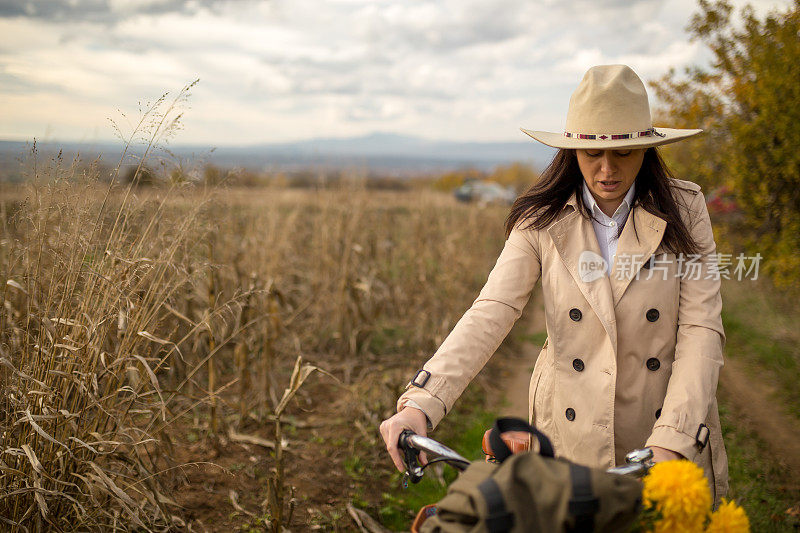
[[0, 178, 210, 528], [0, 134, 509, 530]]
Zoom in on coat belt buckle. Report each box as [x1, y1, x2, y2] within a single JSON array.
[[411, 369, 431, 388], [695, 423, 710, 452]]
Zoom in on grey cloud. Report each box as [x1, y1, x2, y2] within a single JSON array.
[[570, 0, 661, 7], [0, 1, 27, 17], [0, 0, 239, 23], [355, 0, 537, 54], [0, 71, 59, 94], [251, 47, 461, 101], [255, 58, 459, 101], [341, 100, 403, 122], [260, 53, 366, 77], [3, 0, 788, 143], [517, 1, 673, 64]]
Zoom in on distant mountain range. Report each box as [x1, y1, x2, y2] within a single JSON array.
[[0, 132, 556, 178]]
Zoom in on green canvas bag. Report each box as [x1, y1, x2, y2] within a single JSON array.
[[419, 418, 643, 533]]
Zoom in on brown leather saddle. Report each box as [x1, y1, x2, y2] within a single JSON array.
[[482, 429, 531, 461]]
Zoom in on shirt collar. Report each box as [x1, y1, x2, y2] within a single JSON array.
[[581, 180, 636, 222]]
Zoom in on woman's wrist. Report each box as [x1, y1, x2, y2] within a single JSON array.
[[649, 445, 684, 463]]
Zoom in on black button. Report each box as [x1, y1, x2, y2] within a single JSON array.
[[572, 358, 585, 372], [569, 308, 582, 321], [655, 408, 662, 419], [646, 308, 660, 322], [646, 357, 661, 371], [565, 408, 576, 421]]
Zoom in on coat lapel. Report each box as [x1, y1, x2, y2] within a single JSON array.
[[610, 204, 667, 305], [548, 194, 618, 352]]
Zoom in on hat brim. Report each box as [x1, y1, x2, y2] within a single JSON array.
[[520, 127, 702, 150]]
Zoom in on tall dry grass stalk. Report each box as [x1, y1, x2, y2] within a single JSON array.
[[0, 82, 240, 530]]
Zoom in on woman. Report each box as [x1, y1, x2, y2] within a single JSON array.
[[379, 64, 728, 502]]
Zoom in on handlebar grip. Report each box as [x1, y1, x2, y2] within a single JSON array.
[[398, 429, 415, 450], [398, 430, 423, 484]]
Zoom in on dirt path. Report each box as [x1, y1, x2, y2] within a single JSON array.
[[718, 356, 800, 478], [506, 294, 800, 482], [499, 293, 547, 420]]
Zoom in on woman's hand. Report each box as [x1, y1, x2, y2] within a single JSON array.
[[650, 445, 684, 463], [379, 407, 429, 472]]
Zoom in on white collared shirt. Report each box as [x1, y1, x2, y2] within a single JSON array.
[[581, 180, 636, 276]]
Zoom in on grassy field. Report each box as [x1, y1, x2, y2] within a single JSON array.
[[716, 279, 800, 531], [0, 155, 512, 530], [1, 150, 798, 530], [720, 278, 800, 421], [719, 401, 800, 531]]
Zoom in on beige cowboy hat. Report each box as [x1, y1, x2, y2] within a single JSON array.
[[521, 64, 702, 150]]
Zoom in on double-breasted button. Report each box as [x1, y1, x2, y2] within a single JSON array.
[[655, 408, 662, 419], [569, 308, 582, 321], [646, 357, 661, 371], [646, 308, 660, 322], [572, 358, 585, 372], [565, 408, 576, 421]]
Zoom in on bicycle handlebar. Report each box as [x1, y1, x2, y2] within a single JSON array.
[[397, 430, 653, 484], [607, 448, 654, 478], [398, 430, 471, 485]]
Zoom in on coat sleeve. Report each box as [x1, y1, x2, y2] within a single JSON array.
[[396, 224, 542, 429], [645, 190, 726, 460]]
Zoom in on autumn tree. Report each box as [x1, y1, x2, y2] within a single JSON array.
[[651, 0, 800, 288], [431, 168, 486, 192], [488, 162, 539, 192]]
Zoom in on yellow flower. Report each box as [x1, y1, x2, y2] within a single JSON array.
[[706, 499, 750, 533], [642, 460, 711, 533]]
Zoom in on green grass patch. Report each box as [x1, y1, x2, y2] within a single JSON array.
[[368, 323, 412, 354], [516, 331, 547, 346], [344, 455, 368, 480], [720, 400, 800, 531]]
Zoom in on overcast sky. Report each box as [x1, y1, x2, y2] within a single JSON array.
[[0, 0, 793, 145]]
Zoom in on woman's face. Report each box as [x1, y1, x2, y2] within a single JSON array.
[[576, 148, 645, 208]]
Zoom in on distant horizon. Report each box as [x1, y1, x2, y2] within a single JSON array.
[[0, 131, 557, 176], [0, 129, 548, 149]]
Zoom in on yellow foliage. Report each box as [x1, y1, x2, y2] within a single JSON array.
[[431, 168, 485, 191], [651, 0, 800, 290], [430, 163, 538, 193], [487, 162, 538, 191]]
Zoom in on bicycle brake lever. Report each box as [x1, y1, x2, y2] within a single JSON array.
[[399, 430, 424, 486], [625, 448, 654, 467]]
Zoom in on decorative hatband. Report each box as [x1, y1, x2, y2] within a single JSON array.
[[564, 127, 666, 141]]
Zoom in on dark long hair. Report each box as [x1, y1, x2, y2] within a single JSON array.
[[504, 148, 698, 256]]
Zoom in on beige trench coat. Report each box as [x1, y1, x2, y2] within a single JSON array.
[[397, 178, 728, 502]]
